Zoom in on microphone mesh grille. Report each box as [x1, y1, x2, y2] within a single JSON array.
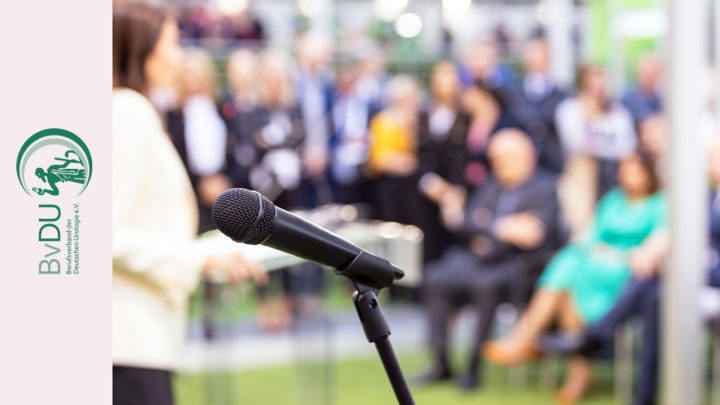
[[211, 188, 276, 244]]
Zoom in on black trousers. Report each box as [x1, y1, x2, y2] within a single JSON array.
[[113, 365, 174, 405], [424, 248, 525, 375]]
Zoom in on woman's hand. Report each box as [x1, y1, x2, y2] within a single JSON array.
[[203, 253, 268, 284], [629, 230, 669, 279], [628, 249, 659, 279], [197, 174, 232, 207]]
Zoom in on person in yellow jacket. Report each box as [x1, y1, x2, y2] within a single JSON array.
[[367, 75, 421, 224]]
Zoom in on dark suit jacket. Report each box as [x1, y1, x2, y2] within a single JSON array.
[[502, 81, 568, 173], [461, 171, 563, 268], [417, 108, 472, 186], [709, 192, 720, 287]]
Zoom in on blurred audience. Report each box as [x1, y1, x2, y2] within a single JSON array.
[[484, 150, 666, 404], [113, 3, 704, 401]]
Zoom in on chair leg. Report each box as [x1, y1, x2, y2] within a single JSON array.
[[713, 333, 720, 405], [538, 355, 559, 391], [615, 323, 635, 405], [508, 363, 527, 389]]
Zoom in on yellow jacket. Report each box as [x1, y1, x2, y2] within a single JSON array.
[[367, 112, 416, 176]]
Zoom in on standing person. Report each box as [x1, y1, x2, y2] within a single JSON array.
[[250, 49, 306, 207], [250, 49, 318, 331], [367, 75, 421, 224], [168, 48, 233, 341], [112, 4, 266, 405], [460, 39, 515, 91], [555, 65, 636, 236], [329, 59, 380, 205], [221, 48, 261, 190], [516, 38, 568, 173], [622, 54, 662, 126], [293, 32, 335, 206], [460, 82, 522, 188], [416, 61, 471, 263], [167, 47, 230, 233]]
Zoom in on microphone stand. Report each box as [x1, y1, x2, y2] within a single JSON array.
[[334, 251, 415, 405]]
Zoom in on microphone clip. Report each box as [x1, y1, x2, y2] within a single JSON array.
[[334, 250, 402, 344], [334, 250, 403, 293]]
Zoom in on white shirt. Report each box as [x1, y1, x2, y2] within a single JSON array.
[[555, 98, 637, 160], [183, 95, 227, 176]]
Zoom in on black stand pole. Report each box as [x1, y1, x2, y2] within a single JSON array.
[[335, 251, 415, 405], [353, 289, 415, 405]]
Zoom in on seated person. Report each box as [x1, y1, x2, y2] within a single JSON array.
[[417, 128, 561, 390], [484, 150, 667, 404]]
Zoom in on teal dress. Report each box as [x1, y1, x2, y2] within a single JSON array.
[[538, 188, 667, 323]]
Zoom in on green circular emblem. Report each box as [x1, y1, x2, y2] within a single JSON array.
[[16, 128, 93, 197]]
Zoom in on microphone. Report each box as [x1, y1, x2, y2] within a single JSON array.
[[211, 188, 404, 289]]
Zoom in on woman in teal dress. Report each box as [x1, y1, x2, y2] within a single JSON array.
[[484, 150, 667, 404]]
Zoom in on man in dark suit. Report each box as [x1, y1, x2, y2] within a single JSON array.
[[511, 38, 568, 173], [478, 39, 567, 174], [416, 128, 562, 390]]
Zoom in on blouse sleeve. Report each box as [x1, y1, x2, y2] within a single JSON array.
[[112, 91, 205, 293], [555, 99, 586, 156]]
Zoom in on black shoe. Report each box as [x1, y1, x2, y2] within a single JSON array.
[[537, 332, 586, 355], [456, 371, 480, 392], [412, 364, 452, 387]]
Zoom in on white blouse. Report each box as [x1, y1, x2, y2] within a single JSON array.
[[112, 88, 205, 370], [555, 98, 637, 160]]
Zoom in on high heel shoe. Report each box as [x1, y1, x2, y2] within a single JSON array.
[[554, 368, 595, 404], [482, 340, 541, 366]]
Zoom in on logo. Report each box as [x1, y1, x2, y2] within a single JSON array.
[[16, 128, 92, 275], [16, 128, 93, 197]]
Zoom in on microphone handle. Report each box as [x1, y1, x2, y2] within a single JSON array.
[[261, 207, 361, 269]]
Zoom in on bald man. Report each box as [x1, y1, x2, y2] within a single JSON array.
[[417, 129, 564, 390]]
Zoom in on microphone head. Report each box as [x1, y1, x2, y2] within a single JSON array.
[[212, 188, 277, 245]]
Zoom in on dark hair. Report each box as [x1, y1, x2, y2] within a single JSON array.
[[113, 3, 168, 94], [576, 64, 610, 112], [626, 148, 661, 195]]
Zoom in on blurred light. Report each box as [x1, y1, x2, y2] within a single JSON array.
[[394, 13, 423, 38], [298, 0, 325, 18], [536, 1, 549, 25], [378, 0, 408, 11], [442, 0, 471, 13], [216, 0, 249, 15], [402, 225, 423, 242], [378, 222, 403, 239]]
